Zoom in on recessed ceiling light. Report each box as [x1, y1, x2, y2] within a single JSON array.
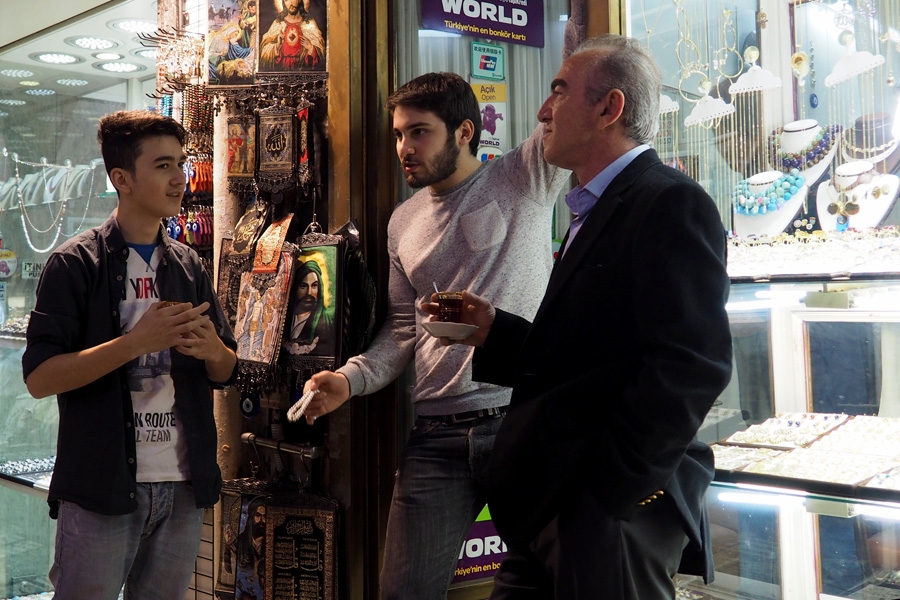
[[1, 69, 35, 78], [25, 89, 56, 96], [21, 133, 36, 138], [0, 99, 27, 106], [33, 52, 80, 65], [108, 19, 157, 34], [95, 52, 123, 60], [135, 48, 158, 60], [57, 78, 89, 86], [68, 36, 117, 50], [0, 112, 8, 118], [96, 62, 142, 73], [18, 81, 40, 86]]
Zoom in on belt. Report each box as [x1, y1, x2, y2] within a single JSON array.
[[424, 406, 507, 425]]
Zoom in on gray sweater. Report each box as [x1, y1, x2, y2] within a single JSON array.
[[338, 126, 570, 415]]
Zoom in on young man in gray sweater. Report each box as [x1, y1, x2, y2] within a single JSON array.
[[301, 71, 570, 599]]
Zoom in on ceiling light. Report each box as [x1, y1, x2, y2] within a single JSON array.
[[0, 112, 8, 118], [109, 19, 158, 34], [135, 48, 158, 60], [68, 36, 116, 50], [0, 99, 27, 106], [25, 89, 56, 96], [1, 69, 34, 78], [56, 78, 89, 86], [96, 62, 142, 73], [95, 52, 123, 60], [33, 53, 80, 65], [18, 81, 40, 86]]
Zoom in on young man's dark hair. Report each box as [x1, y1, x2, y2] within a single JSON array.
[[385, 72, 482, 156], [97, 110, 187, 176]]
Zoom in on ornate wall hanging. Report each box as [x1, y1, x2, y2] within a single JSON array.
[[257, 105, 298, 193], [257, 0, 327, 74], [227, 116, 257, 194], [207, 0, 258, 87]]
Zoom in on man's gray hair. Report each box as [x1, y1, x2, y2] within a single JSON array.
[[574, 35, 662, 145]]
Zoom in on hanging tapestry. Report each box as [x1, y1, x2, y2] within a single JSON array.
[[257, 105, 297, 193], [227, 115, 257, 194], [253, 213, 293, 273], [206, 0, 257, 87]]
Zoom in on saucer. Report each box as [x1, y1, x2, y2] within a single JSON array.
[[422, 321, 478, 340]]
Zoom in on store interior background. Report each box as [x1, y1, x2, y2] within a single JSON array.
[[4, 0, 900, 598]]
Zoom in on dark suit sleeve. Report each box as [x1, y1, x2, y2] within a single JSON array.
[[472, 308, 532, 388]]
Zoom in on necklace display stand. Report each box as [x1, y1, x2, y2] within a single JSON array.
[[776, 119, 840, 187], [817, 160, 900, 231], [734, 170, 809, 237]]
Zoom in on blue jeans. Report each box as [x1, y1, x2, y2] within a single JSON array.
[[50, 481, 205, 600], [380, 413, 504, 600]]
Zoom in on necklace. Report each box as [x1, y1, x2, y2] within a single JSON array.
[[768, 124, 842, 172], [11, 157, 69, 252], [733, 169, 805, 215]]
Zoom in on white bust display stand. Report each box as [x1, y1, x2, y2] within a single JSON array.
[[733, 119, 836, 238], [817, 160, 900, 231]]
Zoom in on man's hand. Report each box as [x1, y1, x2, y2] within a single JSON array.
[[125, 301, 212, 357], [302, 371, 351, 425], [422, 290, 496, 347]]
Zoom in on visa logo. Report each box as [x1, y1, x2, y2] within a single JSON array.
[[479, 55, 497, 71]]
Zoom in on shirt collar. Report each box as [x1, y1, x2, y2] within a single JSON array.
[[564, 144, 650, 219]]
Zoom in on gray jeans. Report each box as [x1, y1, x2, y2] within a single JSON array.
[[50, 481, 205, 600], [380, 413, 504, 600]]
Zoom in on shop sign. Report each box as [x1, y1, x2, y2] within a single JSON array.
[[471, 41, 505, 81], [20, 261, 44, 280], [452, 506, 507, 584], [421, 0, 545, 48], [471, 82, 508, 161]]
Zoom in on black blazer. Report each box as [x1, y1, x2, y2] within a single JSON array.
[[474, 149, 733, 581]]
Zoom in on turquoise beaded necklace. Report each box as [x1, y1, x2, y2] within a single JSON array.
[[733, 169, 805, 216]]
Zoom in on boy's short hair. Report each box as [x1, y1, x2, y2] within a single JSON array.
[[97, 110, 186, 176], [385, 72, 482, 157]]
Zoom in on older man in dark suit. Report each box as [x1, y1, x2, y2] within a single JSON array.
[[429, 34, 733, 599]]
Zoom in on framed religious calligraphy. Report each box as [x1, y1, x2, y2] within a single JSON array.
[[257, 105, 297, 193], [257, 0, 327, 74], [265, 497, 338, 600]]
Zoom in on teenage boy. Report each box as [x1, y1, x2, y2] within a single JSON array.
[[23, 110, 237, 600]]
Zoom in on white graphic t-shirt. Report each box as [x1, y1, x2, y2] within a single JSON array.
[[121, 244, 190, 482]]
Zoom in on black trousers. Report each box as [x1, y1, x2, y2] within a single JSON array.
[[490, 488, 689, 600]]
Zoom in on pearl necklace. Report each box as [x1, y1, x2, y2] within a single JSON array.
[[768, 125, 842, 173], [733, 169, 805, 216]]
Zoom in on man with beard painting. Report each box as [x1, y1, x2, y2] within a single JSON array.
[[259, 0, 324, 70], [297, 70, 572, 599], [285, 258, 334, 356]]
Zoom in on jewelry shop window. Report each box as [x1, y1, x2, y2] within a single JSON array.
[[0, 1, 157, 596]]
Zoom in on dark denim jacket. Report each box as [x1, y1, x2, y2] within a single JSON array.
[[23, 214, 236, 517]]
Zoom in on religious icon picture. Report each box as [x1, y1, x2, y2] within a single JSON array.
[[283, 245, 338, 358], [207, 0, 257, 86], [258, 0, 327, 73], [227, 117, 256, 179], [234, 250, 293, 366]]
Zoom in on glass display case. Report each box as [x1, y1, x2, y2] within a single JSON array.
[[624, 0, 900, 594], [680, 274, 900, 600]]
